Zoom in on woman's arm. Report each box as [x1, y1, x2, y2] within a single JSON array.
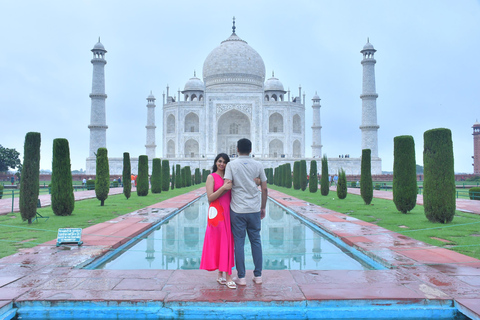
[[206, 175, 231, 202]]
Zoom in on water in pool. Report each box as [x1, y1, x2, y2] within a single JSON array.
[[96, 196, 375, 270]]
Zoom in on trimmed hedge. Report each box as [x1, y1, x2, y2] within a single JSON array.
[[86, 179, 95, 190], [122, 152, 131, 199], [171, 165, 175, 190], [423, 128, 456, 223], [284, 163, 292, 188], [195, 168, 201, 184], [469, 187, 480, 200], [337, 168, 347, 199], [151, 158, 162, 194], [360, 149, 373, 205], [176, 164, 182, 188], [161, 160, 170, 191], [293, 161, 300, 190], [185, 166, 192, 187], [51, 138, 74, 216], [300, 160, 307, 191], [137, 155, 149, 196], [320, 155, 329, 196], [20, 132, 41, 224], [309, 160, 318, 193], [95, 148, 109, 206], [393, 135, 417, 213]]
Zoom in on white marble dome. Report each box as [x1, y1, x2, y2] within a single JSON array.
[[264, 75, 285, 92], [93, 40, 106, 51], [202, 33, 265, 88], [184, 75, 204, 92]]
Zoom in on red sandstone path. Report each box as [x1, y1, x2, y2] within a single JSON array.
[[2, 186, 480, 216]]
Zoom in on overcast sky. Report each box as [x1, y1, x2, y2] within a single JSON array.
[[1, 0, 479, 173]]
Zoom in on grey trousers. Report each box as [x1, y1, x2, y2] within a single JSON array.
[[230, 209, 263, 278]]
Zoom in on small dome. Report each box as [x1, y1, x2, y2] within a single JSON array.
[[147, 91, 155, 100], [312, 92, 320, 100], [473, 120, 480, 127], [361, 38, 375, 52], [183, 74, 205, 92], [93, 38, 106, 51], [264, 73, 285, 92]]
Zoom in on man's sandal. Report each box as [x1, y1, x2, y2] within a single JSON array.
[[217, 277, 227, 285], [226, 281, 237, 289]]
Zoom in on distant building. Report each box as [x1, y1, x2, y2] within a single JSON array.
[[473, 121, 480, 174]]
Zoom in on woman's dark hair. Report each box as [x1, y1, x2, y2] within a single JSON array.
[[212, 153, 230, 172]]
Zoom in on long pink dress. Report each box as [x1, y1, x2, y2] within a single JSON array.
[[200, 173, 235, 274]]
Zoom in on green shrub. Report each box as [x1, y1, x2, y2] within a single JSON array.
[[393, 135, 417, 213], [360, 149, 373, 205], [320, 155, 329, 196], [51, 138, 75, 216], [171, 165, 175, 190], [122, 152, 131, 199], [137, 155, 149, 196], [176, 164, 182, 188], [423, 128, 455, 223], [293, 161, 300, 190], [185, 166, 192, 187], [112, 181, 119, 188], [350, 181, 357, 188], [274, 167, 279, 186], [20, 132, 41, 224], [374, 183, 381, 190], [162, 160, 170, 191], [309, 160, 318, 193], [0, 184, 3, 199], [284, 163, 292, 188], [86, 179, 95, 190], [195, 168, 201, 184], [300, 160, 307, 191], [279, 165, 285, 187], [469, 187, 480, 200], [151, 158, 162, 193], [337, 168, 347, 199], [95, 148, 109, 206]]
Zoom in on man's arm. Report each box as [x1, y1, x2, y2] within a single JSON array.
[[260, 180, 268, 219]]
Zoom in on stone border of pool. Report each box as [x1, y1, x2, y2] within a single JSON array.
[[0, 187, 478, 319]]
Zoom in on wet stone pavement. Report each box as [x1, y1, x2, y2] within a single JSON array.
[[0, 187, 479, 319]]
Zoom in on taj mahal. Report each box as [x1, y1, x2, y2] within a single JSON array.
[[86, 20, 382, 175]]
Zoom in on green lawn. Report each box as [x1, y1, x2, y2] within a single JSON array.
[[269, 185, 480, 260], [0, 184, 204, 258]]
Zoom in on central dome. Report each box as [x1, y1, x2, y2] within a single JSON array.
[[202, 33, 266, 88]]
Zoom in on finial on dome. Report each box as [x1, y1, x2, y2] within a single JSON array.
[[367, 37, 369, 43], [272, 71, 274, 77], [194, 70, 196, 77], [98, 37, 100, 43], [232, 16, 236, 34]]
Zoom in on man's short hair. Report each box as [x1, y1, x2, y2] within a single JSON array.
[[237, 138, 252, 154]]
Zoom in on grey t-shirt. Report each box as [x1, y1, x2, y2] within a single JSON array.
[[224, 155, 267, 213]]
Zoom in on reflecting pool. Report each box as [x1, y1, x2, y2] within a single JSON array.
[[95, 196, 376, 270]]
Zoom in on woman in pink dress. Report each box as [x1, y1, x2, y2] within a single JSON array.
[[200, 153, 236, 289]]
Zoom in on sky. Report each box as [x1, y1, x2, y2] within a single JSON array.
[[1, 0, 479, 174]]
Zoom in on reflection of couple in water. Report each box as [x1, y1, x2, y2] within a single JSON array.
[[200, 138, 268, 289]]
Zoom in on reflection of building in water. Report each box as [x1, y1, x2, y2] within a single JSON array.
[[255, 201, 306, 269], [312, 232, 323, 267], [145, 232, 156, 267], [162, 200, 208, 269]]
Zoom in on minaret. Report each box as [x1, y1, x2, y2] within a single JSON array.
[[311, 92, 322, 158], [360, 38, 380, 158], [88, 38, 108, 158], [473, 120, 480, 174], [145, 92, 156, 158]]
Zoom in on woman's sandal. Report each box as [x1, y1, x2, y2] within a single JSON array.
[[226, 281, 237, 289], [217, 277, 227, 285]]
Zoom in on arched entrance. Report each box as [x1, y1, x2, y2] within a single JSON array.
[[217, 110, 250, 156]]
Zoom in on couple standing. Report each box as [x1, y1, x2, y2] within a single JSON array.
[[200, 138, 268, 289]]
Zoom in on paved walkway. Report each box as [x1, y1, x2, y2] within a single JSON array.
[[0, 187, 479, 319], [0, 187, 133, 216]]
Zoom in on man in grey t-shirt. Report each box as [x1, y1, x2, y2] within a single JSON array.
[[224, 138, 268, 286]]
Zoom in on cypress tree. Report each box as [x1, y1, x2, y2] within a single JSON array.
[[122, 152, 131, 199], [269, 168, 274, 184], [137, 155, 149, 196], [176, 164, 182, 188], [337, 168, 347, 199], [274, 167, 278, 186], [423, 128, 455, 223], [185, 166, 192, 186], [285, 163, 292, 188], [279, 165, 285, 187], [320, 155, 329, 196], [393, 135, 417, 213], [51, 138, 74, 216], [360, 149, 373, 205], [151, 158, 162, 193], [195, 168, 201, 184], [293, 161, 301, 190], [181, 167, 186, 188], [95, 148, 109, 206], [171, 165, 175, 190], [19, 132, 41, 224], [300, 160, 308, 191], [309, 160, 318, 193], [161, 160, 170, 191]]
